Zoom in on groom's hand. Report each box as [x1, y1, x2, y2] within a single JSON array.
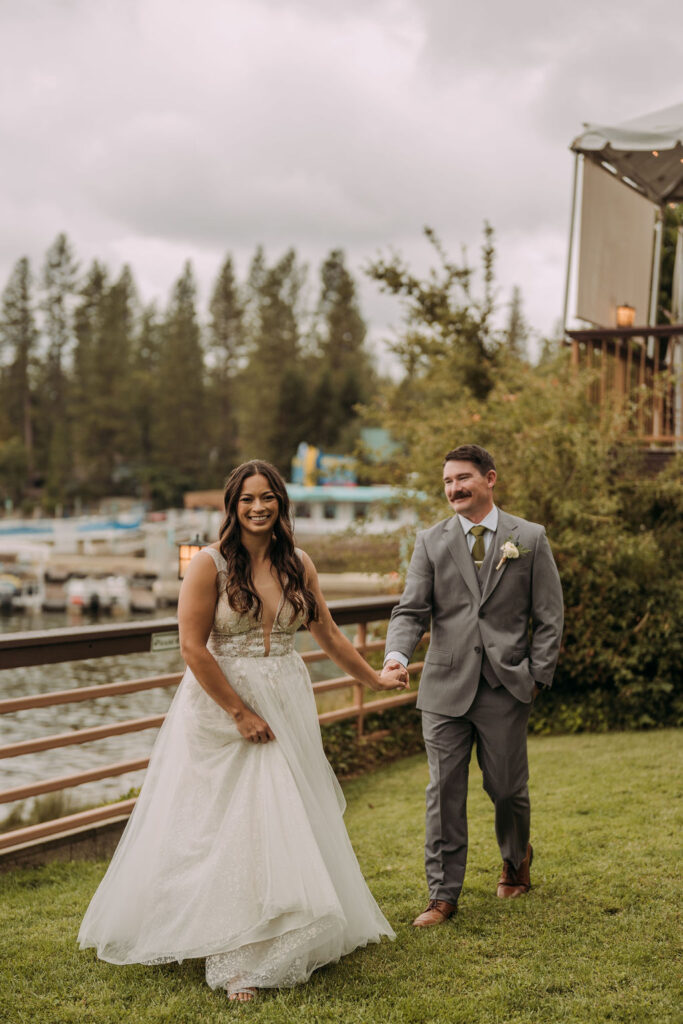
[[378, 661, 410, 690]]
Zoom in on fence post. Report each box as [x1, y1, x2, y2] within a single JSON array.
[[354, 622, 367, 739]]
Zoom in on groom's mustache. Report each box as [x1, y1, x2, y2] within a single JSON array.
[[452, 491, 471, 500]]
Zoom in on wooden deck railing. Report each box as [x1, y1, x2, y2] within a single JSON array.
[[566, 326, 683, 446], [0, 597, 423, 854]]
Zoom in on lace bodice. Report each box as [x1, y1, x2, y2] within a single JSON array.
[[199, 547, 305, 658]]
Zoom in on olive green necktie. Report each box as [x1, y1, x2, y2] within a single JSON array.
[[470, 525, 486, 570]]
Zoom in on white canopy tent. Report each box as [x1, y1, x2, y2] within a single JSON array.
[[564, 102, 683, 331], [564, 104, 683, 448], [571, 102, 683, 206]]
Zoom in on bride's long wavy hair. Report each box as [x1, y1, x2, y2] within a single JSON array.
[[218, 460, 318, 625]]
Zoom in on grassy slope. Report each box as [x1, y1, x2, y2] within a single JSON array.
[[0, 730, 680, 1024]]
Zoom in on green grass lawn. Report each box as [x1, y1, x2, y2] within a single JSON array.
[[1, 730, 681, 1024]]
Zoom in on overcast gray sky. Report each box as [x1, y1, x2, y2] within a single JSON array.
[[2, 0, 682, 366]]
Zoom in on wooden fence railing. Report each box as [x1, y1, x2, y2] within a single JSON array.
[[0, 597, 423, 856], [565, 326, 683, 446]]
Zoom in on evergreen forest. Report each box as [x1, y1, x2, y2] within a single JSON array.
[[0, 235, 377, 510]]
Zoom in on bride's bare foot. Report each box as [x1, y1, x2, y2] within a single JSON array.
[[228, 988, 257, 1003]]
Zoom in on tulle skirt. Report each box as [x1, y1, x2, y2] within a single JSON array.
[[78, 650, 394, 993]]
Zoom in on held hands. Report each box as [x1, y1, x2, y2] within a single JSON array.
[[233, 707, 275, 743], [376, 661, 411, 691]]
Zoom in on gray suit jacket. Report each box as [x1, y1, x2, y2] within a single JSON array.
[[385, 509, 564, 717]]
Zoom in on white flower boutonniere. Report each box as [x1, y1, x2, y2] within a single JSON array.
[[495, 536, 530, 571]]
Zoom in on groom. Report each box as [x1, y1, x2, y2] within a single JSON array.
[[381, 444, 563, 926]]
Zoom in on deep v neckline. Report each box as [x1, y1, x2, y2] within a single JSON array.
[[259, 587, 284, 658]]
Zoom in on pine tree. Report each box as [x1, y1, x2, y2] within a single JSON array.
[[0, 257, 38, 495], [311, 249, 374, 451], [0, 437, 28, 508], [504, 285, 529, 360], [239, 248, 308, 473], [207, 255, 244, 475], [153, 262, 207, 504], [130, 301, 162, 502], [96, 265, 139, 493], [38, 233, 79, 504], [72, 261, 108, 499]]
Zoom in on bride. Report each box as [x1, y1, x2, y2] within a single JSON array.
[[78, 459, 409, 1002]]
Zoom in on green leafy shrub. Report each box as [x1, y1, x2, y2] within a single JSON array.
[[321, 705, 425, 777], [298, 532, 401, 574], [362, 229, 683, 732]]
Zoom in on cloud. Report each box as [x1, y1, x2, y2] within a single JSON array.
[[1, 0, 681, 343]]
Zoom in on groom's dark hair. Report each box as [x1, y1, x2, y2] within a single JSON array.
[[443, 444, 496, 475]]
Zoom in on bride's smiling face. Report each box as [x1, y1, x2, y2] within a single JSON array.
[[237, 474, 280, 537]]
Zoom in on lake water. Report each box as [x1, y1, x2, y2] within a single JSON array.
[[0, 598, 376, 828]]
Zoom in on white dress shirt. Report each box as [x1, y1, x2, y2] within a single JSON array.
[[458, 505, 498, 556]]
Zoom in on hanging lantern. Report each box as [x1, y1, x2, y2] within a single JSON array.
[[178, 535, 203, 579], [616, 304, 635, 328]]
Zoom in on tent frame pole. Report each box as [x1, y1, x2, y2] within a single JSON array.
[[646, 208, 665, 439], [648, 208, 664, 328], [562, 153, 580, 335]]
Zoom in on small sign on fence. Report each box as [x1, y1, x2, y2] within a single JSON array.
[[150, 632, 180, 653]]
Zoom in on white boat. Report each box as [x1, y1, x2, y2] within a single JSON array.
[[106, 575, 132, 613], [0, 576, 16, 613], [64, 575, 131, 615], [0, 542, 48, 614], [11, 574, 45, 612]]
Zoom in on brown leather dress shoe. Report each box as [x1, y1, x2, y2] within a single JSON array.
[[412, 898, 457, 927], [497, 843, 533, 898]]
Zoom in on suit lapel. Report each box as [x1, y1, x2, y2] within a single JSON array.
[[481, 510, 519, 605], [444, 515, 480, 601]]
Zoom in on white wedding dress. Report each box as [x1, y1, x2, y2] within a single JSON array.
[[78, 547, 394, 994]]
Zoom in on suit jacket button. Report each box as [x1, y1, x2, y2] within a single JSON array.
[[474, 646, 481, 654]]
